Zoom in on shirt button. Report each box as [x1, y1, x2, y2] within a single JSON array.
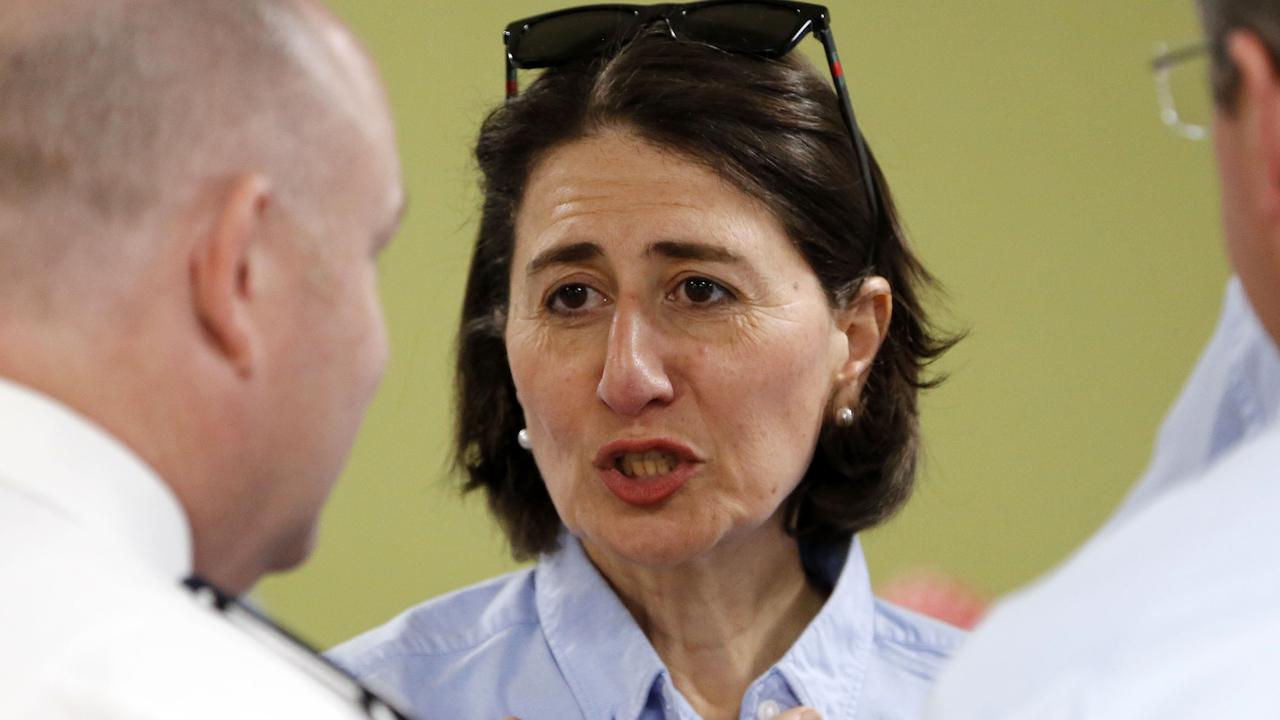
[[756, 699, 782, 720]]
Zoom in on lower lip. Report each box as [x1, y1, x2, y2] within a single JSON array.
[[599, 463, 696, 506]]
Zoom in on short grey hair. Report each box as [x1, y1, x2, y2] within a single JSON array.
[[0, 0, 370, 310]]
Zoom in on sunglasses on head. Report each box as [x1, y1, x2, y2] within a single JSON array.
[[503, 1, 882, 232]]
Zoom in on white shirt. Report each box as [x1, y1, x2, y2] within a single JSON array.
[[0, 377, 368, 719], [926, 279, 1280, 719]]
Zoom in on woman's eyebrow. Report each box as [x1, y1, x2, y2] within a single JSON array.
[[526, 241, 601, 275], [526, 239, 747, 276], [647, 240, 745, 264]]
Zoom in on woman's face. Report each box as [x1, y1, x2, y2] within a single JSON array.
[[505, 128, 864, 568]]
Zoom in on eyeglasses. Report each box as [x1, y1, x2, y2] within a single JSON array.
[[1152, 41, 1211, 141], [503, 1, 882, 230]]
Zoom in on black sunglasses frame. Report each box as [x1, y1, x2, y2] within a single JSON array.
[[503, 1, 882, 237]]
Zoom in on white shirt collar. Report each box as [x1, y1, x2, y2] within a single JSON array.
[[0, 376, 192, 580]]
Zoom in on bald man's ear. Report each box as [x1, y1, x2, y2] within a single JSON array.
[[190, 175, 272, 378]]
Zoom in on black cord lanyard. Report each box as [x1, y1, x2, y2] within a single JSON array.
[[183, 576, 415, 720]]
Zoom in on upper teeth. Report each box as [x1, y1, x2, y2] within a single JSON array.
[[618, 451, 677, 478]]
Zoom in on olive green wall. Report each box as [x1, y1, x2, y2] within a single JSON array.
[[259, 1, 1228, 648]]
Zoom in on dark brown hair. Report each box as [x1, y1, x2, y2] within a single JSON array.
[[1199, 0, 1280, 106], [455, 30, 956, 560]]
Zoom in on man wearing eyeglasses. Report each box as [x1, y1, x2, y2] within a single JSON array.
[[927, 1, 1280, 716], [0, 0, 411, 717]]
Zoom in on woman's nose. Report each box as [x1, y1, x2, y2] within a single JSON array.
[[596, 303, 674, 416]]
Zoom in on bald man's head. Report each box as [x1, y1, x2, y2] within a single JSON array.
[[0, 0, 405, 591], [0, 0, 396, 312]]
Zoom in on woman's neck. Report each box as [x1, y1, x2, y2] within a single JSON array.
[[583, 520, 828, 720]]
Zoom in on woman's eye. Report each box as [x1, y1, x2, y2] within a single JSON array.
[[546, 283, 606, 314], [673, 277, 732, 305]]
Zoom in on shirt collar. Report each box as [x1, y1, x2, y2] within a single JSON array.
[[0, 377, 192, 580], [772, 538, 874, 719], [1109, 277, 1280, 526], [534, 532, 876, 720], [535, 533, 667, 720]]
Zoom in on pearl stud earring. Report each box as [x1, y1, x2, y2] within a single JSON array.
[[834, 407, 854, 427], [517, 428, 532, 450]]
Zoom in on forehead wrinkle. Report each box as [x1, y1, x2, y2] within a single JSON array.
[[526, 197, 773, 271], [541, 192, 706, 223]]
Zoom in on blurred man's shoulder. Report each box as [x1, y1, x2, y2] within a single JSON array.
[[3, 531, 363, 718], [929, 425, 1280, 717]]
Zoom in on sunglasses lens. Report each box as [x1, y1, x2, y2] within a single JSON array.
[[512, 10, 637, 67], [681, 3, 807, 55]]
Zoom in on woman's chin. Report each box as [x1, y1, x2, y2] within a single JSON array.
[[577, 517, 724, 570]]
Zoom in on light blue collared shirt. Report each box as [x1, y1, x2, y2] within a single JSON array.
[[331, 534, 963, 720]]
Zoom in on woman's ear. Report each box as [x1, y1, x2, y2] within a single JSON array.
[[189, 174, 273, 378], [833, 276, 892, 398]]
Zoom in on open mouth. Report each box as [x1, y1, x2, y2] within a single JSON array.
[[595, 439, 697, 506], [615, 450, 678, 478]]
